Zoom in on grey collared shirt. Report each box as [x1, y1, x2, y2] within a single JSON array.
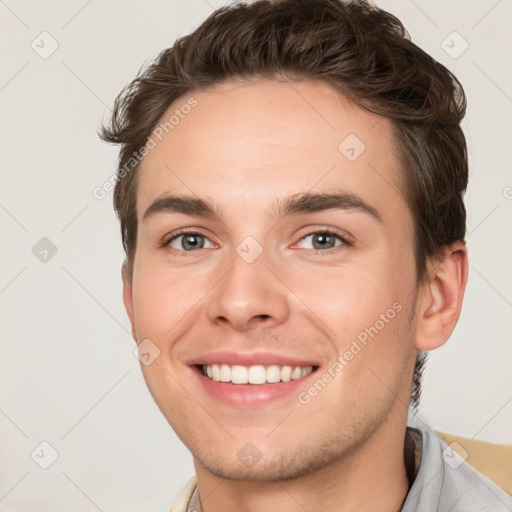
[[402, 416, 512, 511], [168, 418, 512, 511]]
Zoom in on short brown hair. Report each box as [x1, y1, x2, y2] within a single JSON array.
[[100, 0, 468, 408]]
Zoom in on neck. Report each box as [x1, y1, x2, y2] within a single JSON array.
[[193, 404, 411, 512]]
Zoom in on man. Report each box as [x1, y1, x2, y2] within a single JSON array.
[[100, 0, 512, 510]]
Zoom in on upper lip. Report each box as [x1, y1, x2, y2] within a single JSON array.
[[185, 351, 320, 368]]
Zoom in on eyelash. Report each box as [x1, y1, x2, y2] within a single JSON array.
[[161, 228, 215, 255], [162, 227, 353, 255], [297, 229, 352, 253]]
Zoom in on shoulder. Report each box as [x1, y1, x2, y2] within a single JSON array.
[[438, 449, 512, 511], [403, 417, 512, 512], [167, 476, 198, 512]]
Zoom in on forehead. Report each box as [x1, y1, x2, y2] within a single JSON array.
[[136, 78, 406, 224]]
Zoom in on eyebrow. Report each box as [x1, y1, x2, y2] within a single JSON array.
[[142, 192, 382, 224]]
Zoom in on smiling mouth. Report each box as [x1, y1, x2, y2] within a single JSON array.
[[198, 364, 318, 385]]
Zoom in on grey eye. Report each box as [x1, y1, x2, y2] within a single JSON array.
[[169, 233, 212, 251], [299, 232, 344, 250]]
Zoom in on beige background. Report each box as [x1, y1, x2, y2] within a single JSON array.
[[1, 0, 511, 510]]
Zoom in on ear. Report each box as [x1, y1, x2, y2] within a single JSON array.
[[414, 241, 468, 351], [122, 265, 137, 341]]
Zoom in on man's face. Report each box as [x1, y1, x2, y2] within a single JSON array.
[[125, 78, 421, 480]]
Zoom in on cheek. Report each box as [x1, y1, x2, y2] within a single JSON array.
[[131, 265, 209, 343], [288, 259, 406, 336], [289, 257, 414, 389], [328, 270, 415, 401]]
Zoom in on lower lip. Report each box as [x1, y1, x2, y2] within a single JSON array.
[[191, 366, 318, 407]]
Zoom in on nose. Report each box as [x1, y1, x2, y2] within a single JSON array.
[[206, 247, 290, 332]]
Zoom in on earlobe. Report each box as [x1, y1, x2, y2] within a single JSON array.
[[122, 269, 137, 341], [414, 242, 468, 352]]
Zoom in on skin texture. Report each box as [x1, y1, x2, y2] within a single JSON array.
[[123, 78, 468, 512]]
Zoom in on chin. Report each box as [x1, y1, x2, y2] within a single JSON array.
[[193, 441, 348, 483]]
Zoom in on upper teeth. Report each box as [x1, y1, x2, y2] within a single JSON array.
[[202, 364, 313, 384]]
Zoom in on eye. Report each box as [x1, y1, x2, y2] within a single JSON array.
[[165, 231, 215, 251], [296, 230, 350, 251]]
